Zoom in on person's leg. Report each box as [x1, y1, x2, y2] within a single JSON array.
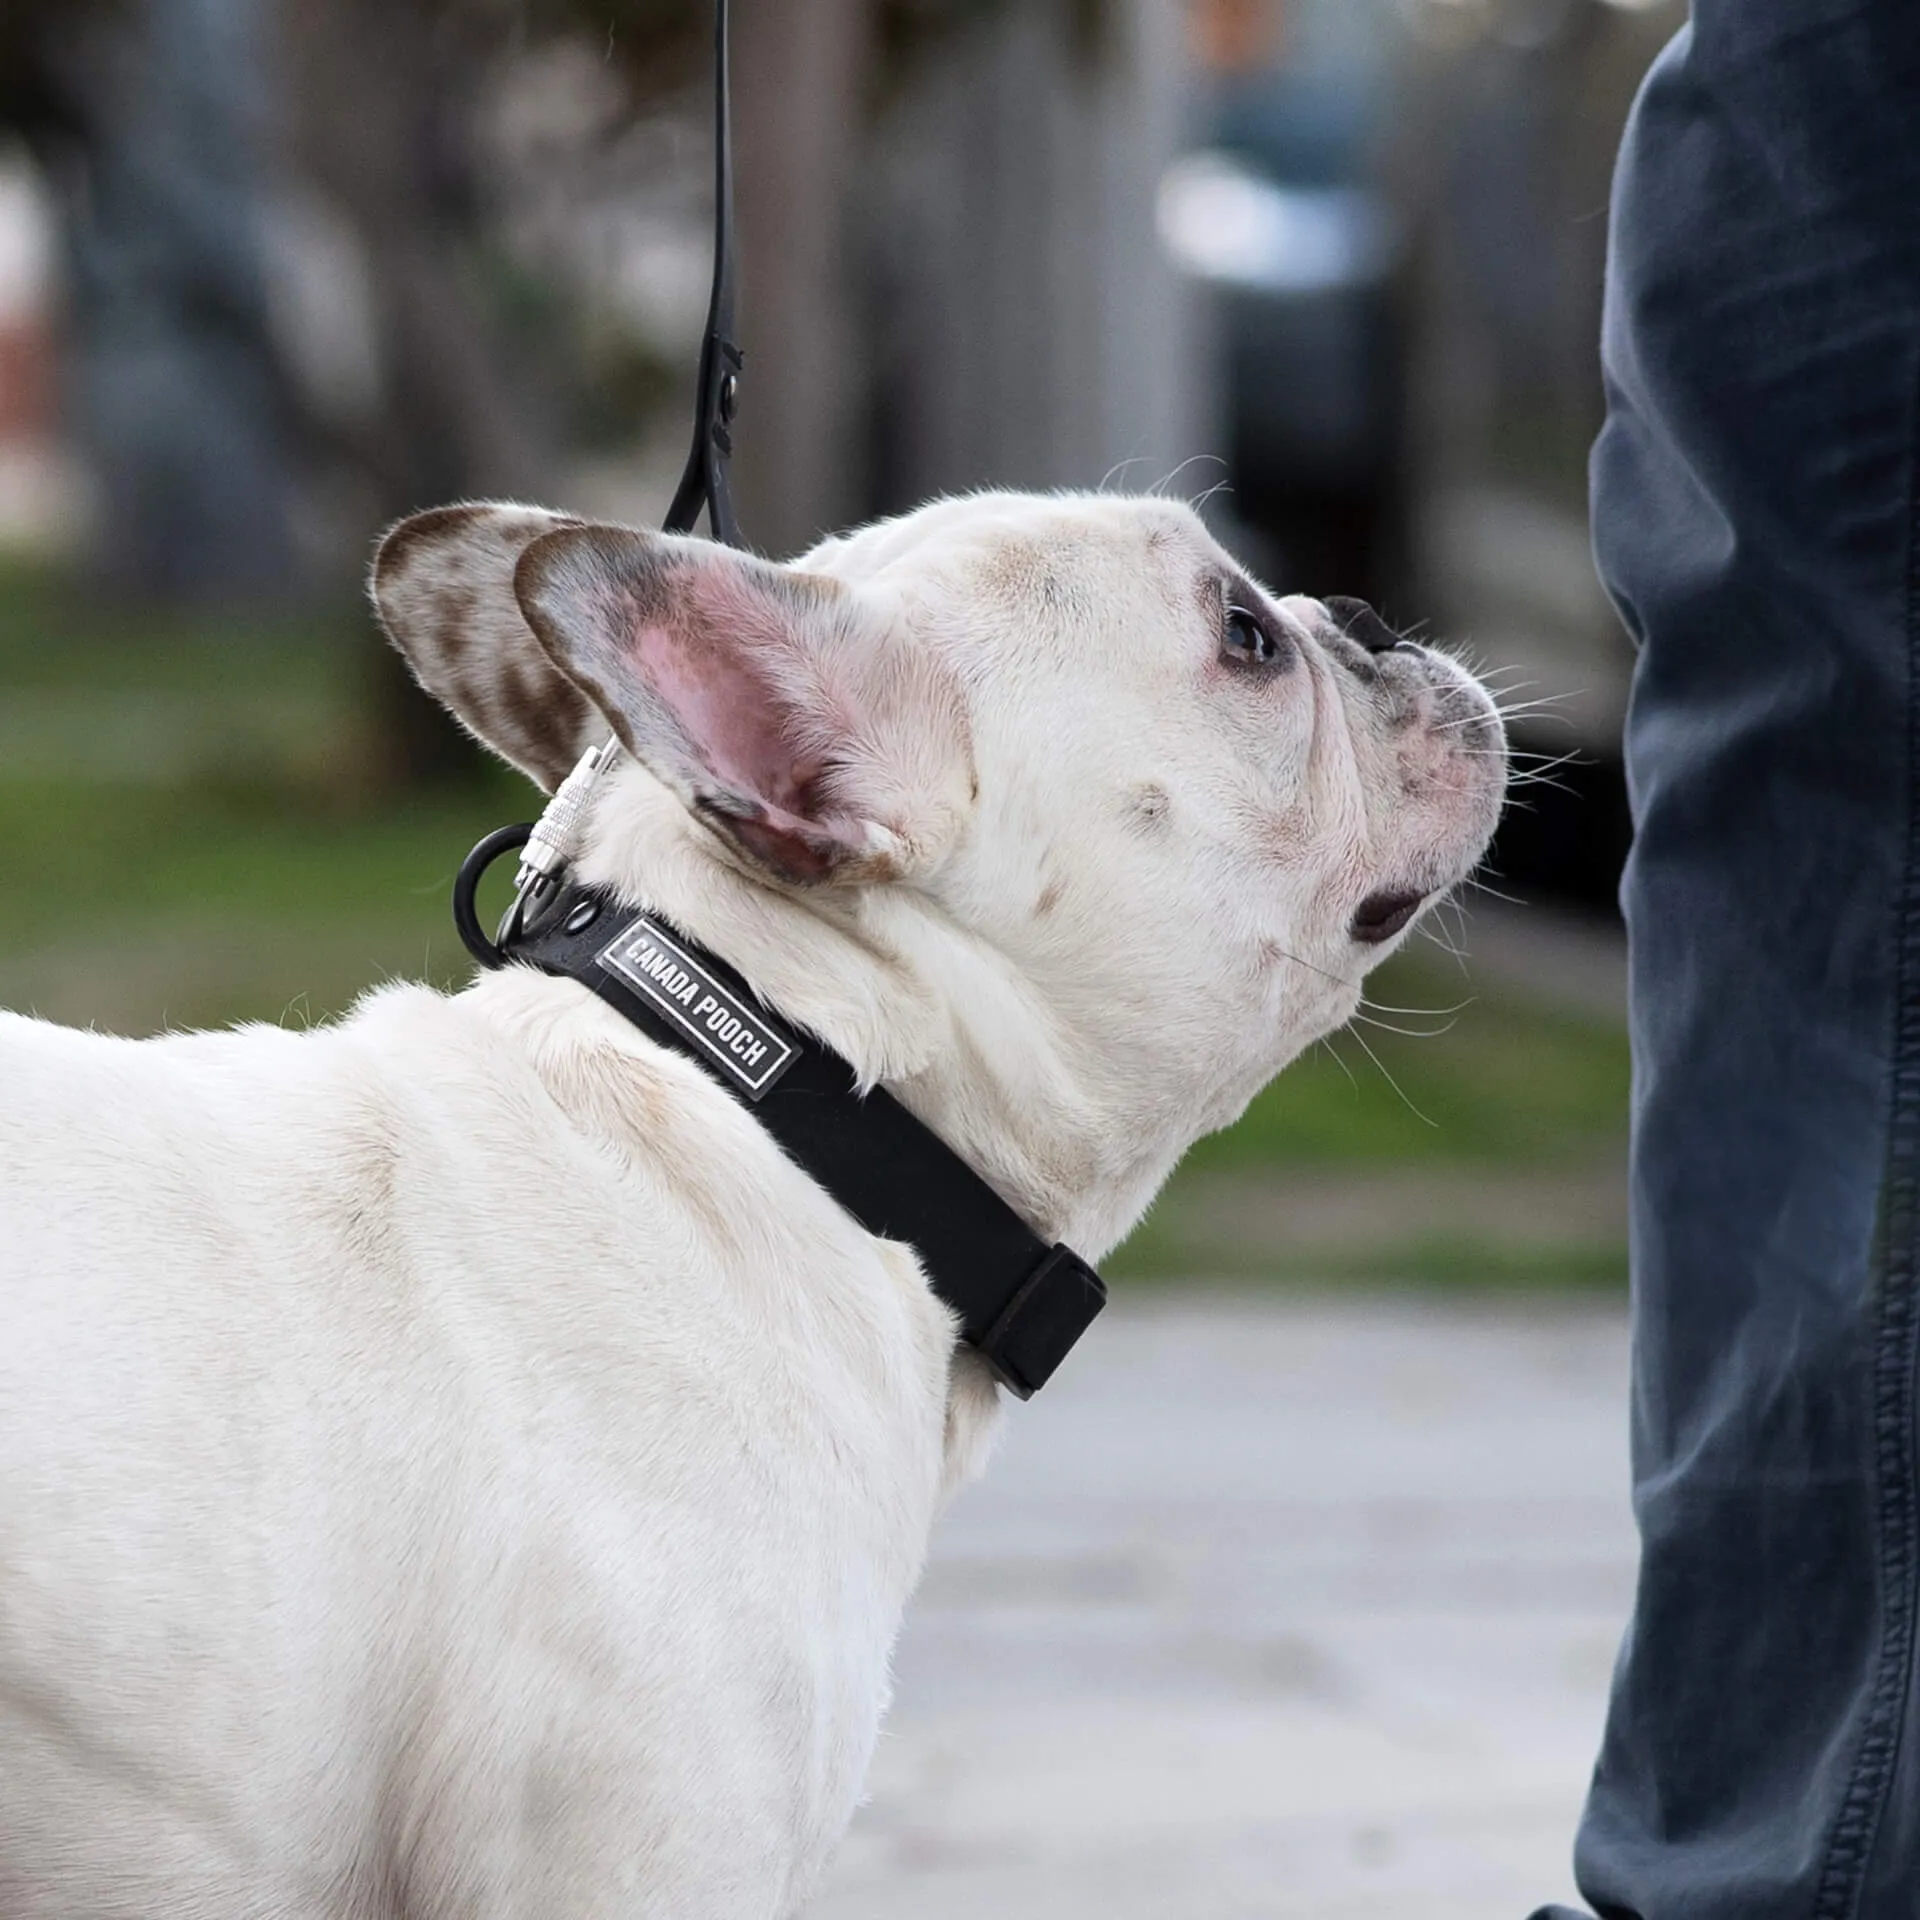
[[1532, 6, 1920, 1917]]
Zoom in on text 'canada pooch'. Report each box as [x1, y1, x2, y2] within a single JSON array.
[[599, 919, 797, 1098]]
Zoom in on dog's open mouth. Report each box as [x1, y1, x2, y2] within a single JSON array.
[[1350, 887, 1426, 945]]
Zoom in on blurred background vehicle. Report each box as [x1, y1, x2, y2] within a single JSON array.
[[1160, 0, 1411, 608]]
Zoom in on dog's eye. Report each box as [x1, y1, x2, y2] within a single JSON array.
[[1222, 605, 1288, 671]]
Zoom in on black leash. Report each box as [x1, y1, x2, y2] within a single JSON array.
[[448, 0, 1108, 1395], [662, 0, 741, 547]]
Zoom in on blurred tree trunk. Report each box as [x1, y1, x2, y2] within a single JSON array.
[[282, 1, 548, 517], [15, 0, 301, 604], [282, 0, 552, 787], [727, 0, 869, 558], [865, 0, 1200, 511]]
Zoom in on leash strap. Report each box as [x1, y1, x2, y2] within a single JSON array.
[[503, 879, 1107, 1398], [663, 0, 742, 546]]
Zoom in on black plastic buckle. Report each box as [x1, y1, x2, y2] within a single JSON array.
[[975, 1245, 1109, 1400]]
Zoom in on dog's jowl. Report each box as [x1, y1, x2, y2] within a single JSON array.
[[0, 493, 1506, 1918]]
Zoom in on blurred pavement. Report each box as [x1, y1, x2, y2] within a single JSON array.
[[811, 1295, 1634, 1920]]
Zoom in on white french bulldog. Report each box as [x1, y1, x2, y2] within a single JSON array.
[[0, 492, 1504, 1917]]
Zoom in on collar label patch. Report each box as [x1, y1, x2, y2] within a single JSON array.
[[598, 916, 798, 1101]]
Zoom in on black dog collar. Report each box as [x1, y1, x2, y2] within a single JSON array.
[[479, 864, 1107, 1398]]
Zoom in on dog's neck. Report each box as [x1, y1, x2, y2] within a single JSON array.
[[529, 765, 1179, 1263]]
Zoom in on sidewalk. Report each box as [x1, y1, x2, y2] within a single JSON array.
[[810, 1294, 1634, 1920]]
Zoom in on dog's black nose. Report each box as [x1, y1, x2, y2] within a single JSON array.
[[1323, 596, 1410, 656]]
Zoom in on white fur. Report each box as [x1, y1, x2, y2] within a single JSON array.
[[0, 491, 1504, 1917]]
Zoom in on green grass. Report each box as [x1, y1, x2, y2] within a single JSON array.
[[0, 776, 512, 950], [0, 561, 531, 1030], [0, 560, 354, 688], [1111, 1191, 1628, 1291], [1109, 950, 1629, 1288], [0, 563, 1631, 1288], [0, 775, 526, 1032], [1175, 954, 1629, 1174]]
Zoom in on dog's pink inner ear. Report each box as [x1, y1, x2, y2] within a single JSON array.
[[621, 571, 859, 881], [628, 575, 819, 819], [516, 523, 898, 885]]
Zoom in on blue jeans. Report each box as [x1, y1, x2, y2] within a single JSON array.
[[1536, 6, 1920, 1916]]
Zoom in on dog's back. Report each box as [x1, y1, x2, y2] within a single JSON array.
[[0, 990, 958, 1917]]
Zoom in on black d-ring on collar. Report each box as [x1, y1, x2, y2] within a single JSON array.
[[465, 850, 1108, 1398]]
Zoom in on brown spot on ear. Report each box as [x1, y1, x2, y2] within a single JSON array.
[[1035, 878, 1063, 918], [764, 568, 844, 611], [493, 660, 543, 734], [519, 674, 598, 777], [692, 791, 908, 889], [374, 502, 491, 574], [459, 656, 591, 792], [506, 664, 545, 718], [697, 798, 842, 886], [434, 587, 476, 666]]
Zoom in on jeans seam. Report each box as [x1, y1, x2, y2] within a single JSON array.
[[1812, 335, 1920, 1920]]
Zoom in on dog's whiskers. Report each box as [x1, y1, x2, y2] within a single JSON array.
[[1417, 900, 1472, 969], [1502, 768, 1580, 797], [1505, 747, 1584, 777], [1266, 941, 1359, 988], [1361, 990, 1475, 1018], [1314, 1032, 1361, 1091], [1144, 452, 1226, 501], [1351, 1010, 1461, 1040], [1344, 1023, 1440, 1128], [1492, 696, 1578, 727]]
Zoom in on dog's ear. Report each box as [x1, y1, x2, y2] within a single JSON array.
[[514, 523, 972, 886], [370, 503, 607, 792]]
